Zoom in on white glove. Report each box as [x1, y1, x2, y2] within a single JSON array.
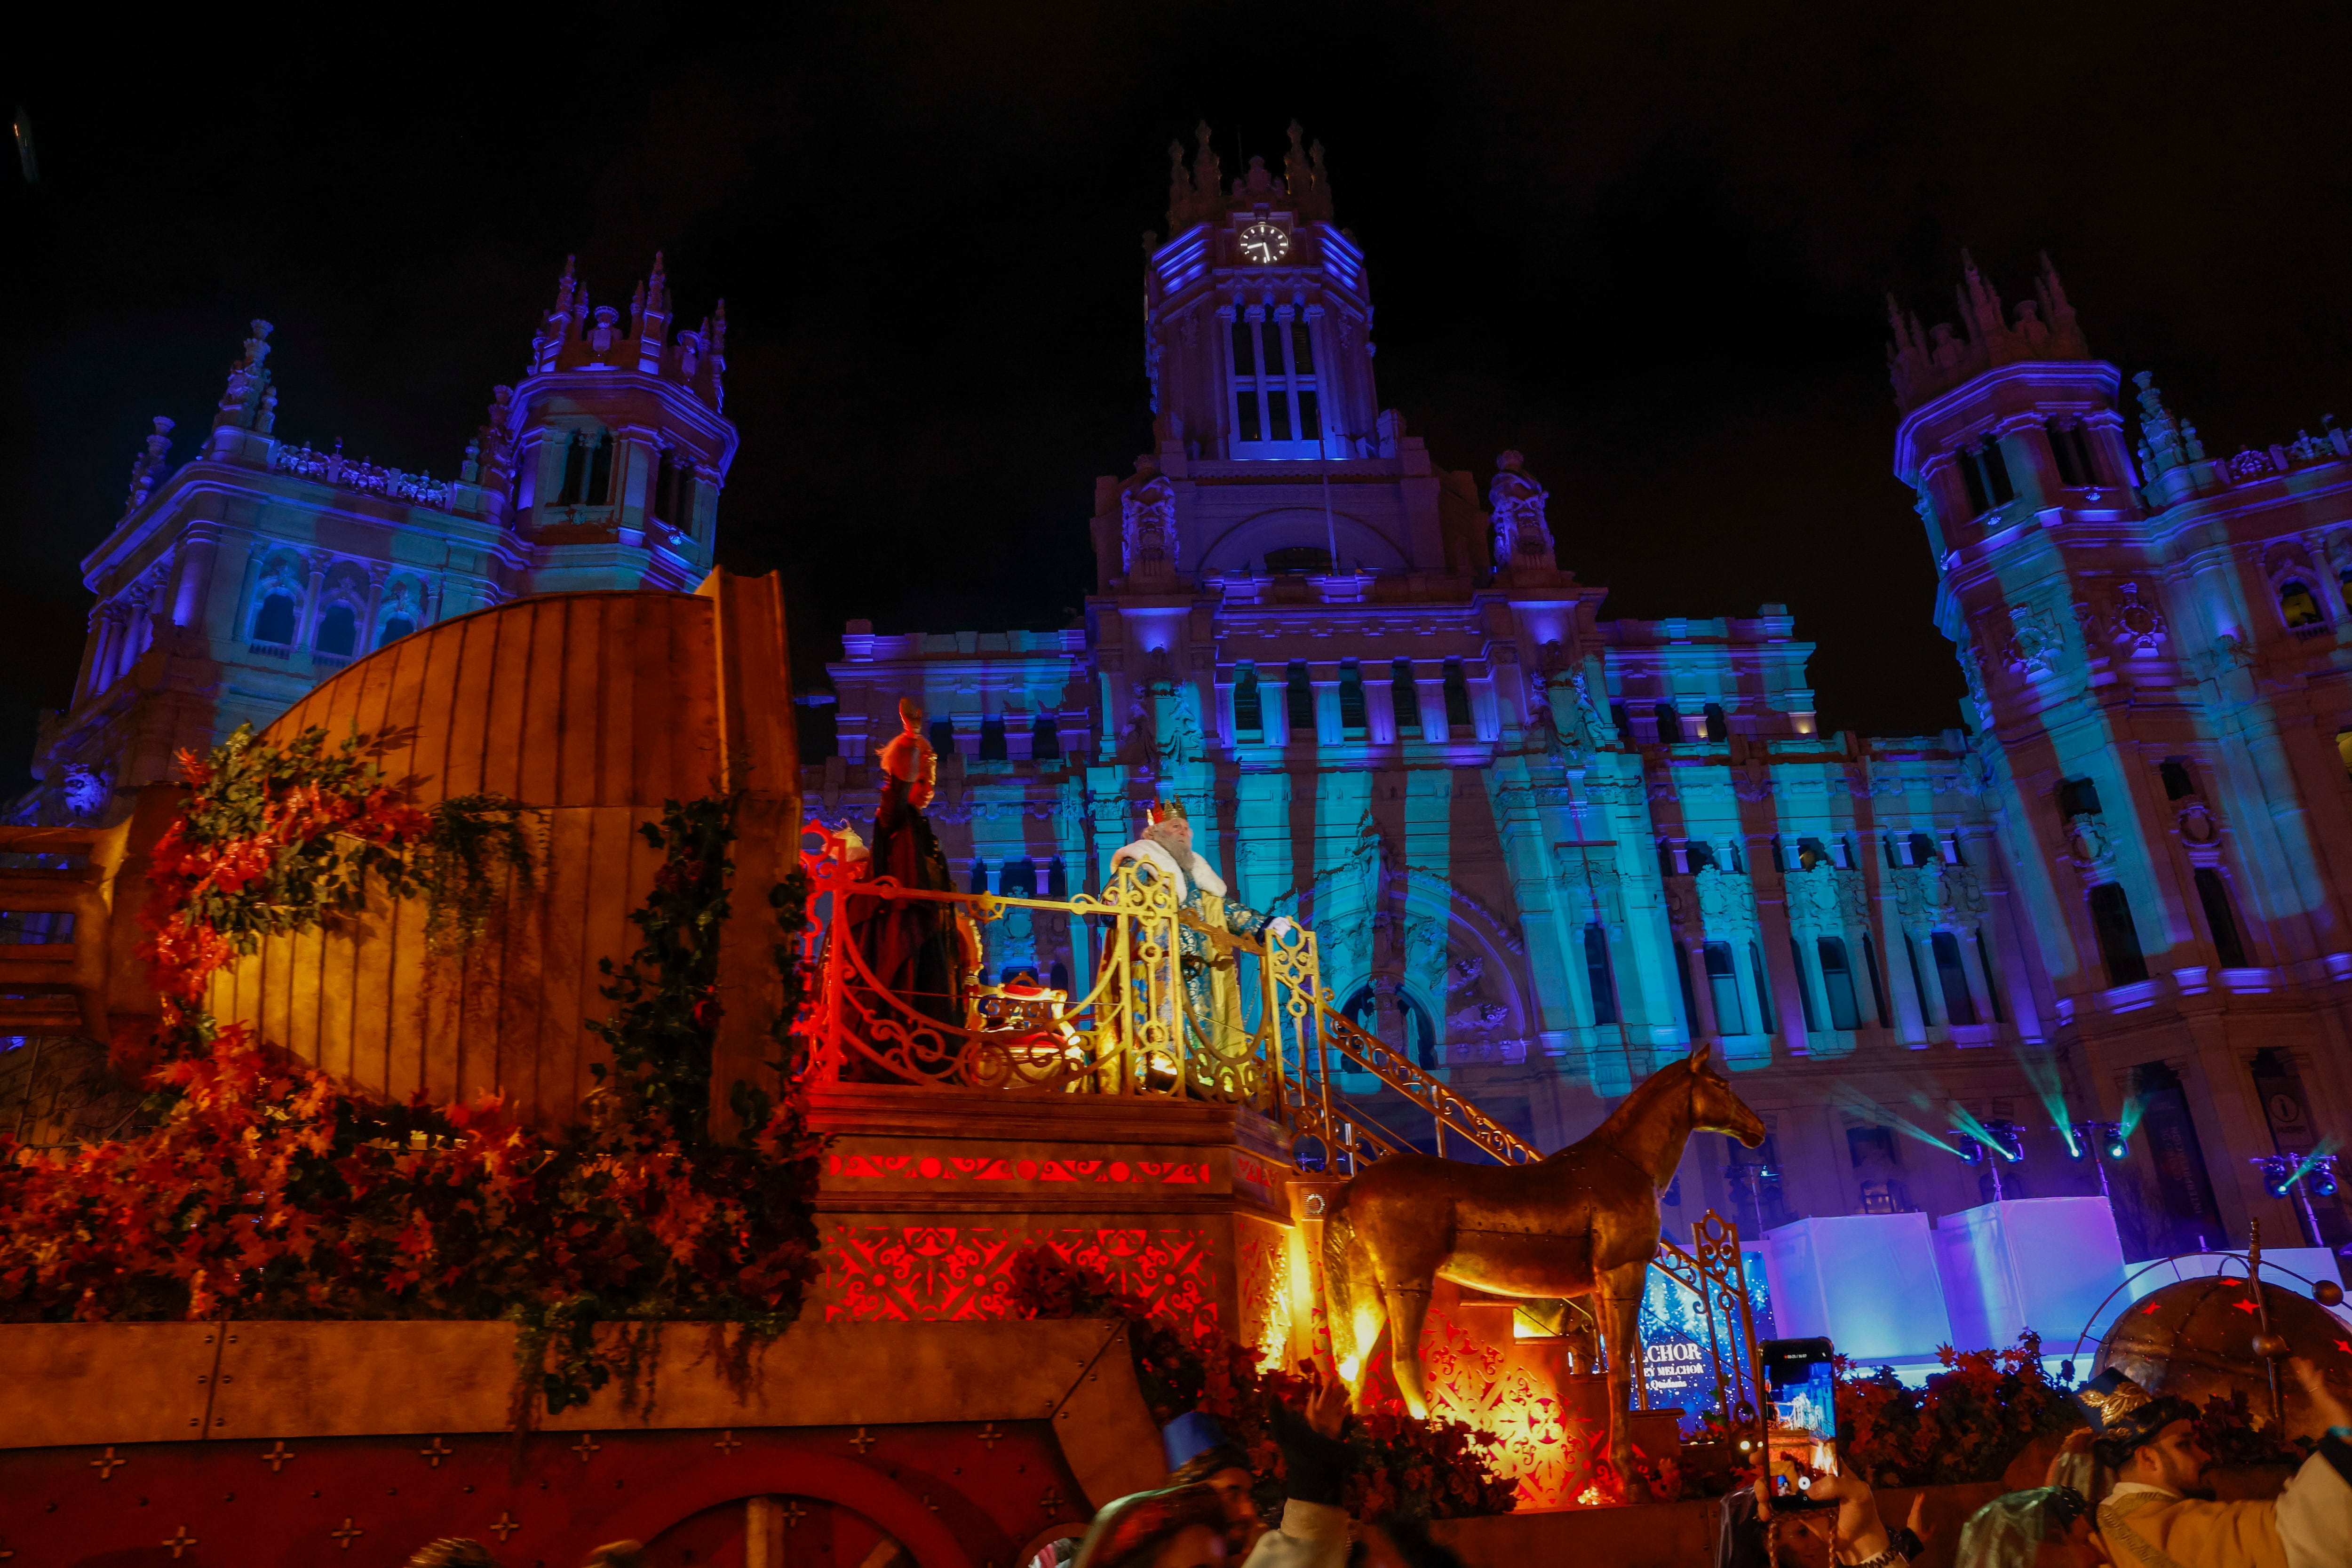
[[1266, 916, 1298, 942]]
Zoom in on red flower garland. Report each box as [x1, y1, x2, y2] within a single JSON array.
[[0, 726, 826, 1417]]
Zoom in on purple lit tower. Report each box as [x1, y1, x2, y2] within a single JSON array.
[[1891, 255, 2352, 1257], [26, 255, 735, 822]]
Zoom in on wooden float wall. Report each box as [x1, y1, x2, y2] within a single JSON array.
[[208, 591, 724, 1129]]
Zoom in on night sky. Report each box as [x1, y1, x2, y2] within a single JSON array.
[[7, 4, 2352, 790]]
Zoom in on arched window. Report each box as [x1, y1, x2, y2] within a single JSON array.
[[1817, 937, 1861, 1031], [978, 716, 1008, 761], [2193, 868, 2248, 967], [968, 860, 989, 895], [1048, 960, 1071, 994], [1654, 703, 1682, 742], [1442, 661, 1473, 734], [1657, 840, 1678, 880], [1749, 939, 1777, 1028], [1391, 660, 1421, 737], [1338, 661, 1367, 734], [1286, 662, 1315, 733], [1674, 945, 1700, 1033], [1703, 943, 1748, 1033], [1931, 931, 1980, 1024], [1031, 715, 1061, 762], [1343, 986, 1438, 1071], [1907, 831, 1940, 866], [1797, 836, 1834, 871], [1703, 702, 1728, 741], [1685, 841, 1717, 873], [252, 593, 296, 645], [2281, 579, 2324, 628], [1264, 545, 1331, 573], [378, 616, 416, 646], [1860, 932, 1891, 1023], [1046, 860, 1067, 899], [2160, 759, 2197, 799], [315, 603, 358, 658], [1233, 666, 1262, 739], [928, 717, 956, 756], [1584, 923, 1620, 1027], [1790, 936, 1821, 1032], [999, 860, 1036, 898]]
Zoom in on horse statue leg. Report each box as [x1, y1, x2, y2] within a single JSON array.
[[1382, 1281, 1437, 1420], [1596, 1259, 1650, 1497]]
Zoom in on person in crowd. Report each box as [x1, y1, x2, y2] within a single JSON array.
[[405, 1542, 500, 1568], [1954, 1486, 2104, 1568], [1748, 1453, 1917, 1568], [2069, 1358, 2352, 1568], [579, 1544, 645, 1568], [1162, 1411, 1266, 1551], [1077, 1376, 1350, 1568]]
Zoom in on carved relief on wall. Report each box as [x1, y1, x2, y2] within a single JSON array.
[[2177, 798, 2221, 847], [1783, 863, 1867, 929], [1120, 458, 1181, 583], [1692, 866, 1758, 935], [1996, 599, 2067, 677], [2058, 814, 2118, 879], [1891, 860, 1987, 934]]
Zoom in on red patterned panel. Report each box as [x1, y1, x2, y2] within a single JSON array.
[[825, 1225, 1222, 1340], [828, 1154, 1214, 1185]]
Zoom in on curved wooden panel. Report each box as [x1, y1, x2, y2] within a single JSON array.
[[211, 592, 723, 1129]]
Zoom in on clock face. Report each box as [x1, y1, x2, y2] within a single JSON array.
[[1237, 221, 1292, 265]]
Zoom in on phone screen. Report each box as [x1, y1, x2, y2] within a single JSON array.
[[1760, 1337, 1839, 1507]]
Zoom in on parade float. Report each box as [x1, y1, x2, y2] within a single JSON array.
[[2, 573, 2346, 1568]]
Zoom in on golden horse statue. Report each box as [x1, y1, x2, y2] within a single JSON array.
[[1322, 1043, 1766, 1490]]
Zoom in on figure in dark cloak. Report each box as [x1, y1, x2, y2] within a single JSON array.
[[847, 699, 965, 1064]]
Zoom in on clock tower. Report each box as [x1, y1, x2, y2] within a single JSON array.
[[1144, 120, 1378, 466]]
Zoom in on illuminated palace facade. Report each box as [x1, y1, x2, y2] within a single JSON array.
[[813, 129, 2352, 1261], [28, 134, 2352, 1266], [19, 255, 734, 822]]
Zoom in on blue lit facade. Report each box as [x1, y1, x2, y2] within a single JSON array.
[[24, 256, 735, 822], [809, 128, 2276, 1259]]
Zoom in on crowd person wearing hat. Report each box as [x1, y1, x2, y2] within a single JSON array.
[[2067, 1359, 2352, 1568], [1074, 1375, 1351, 1568]]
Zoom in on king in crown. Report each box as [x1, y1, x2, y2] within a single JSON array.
[[1107, 799, 1295, 1089]]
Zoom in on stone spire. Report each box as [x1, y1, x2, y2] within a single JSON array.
[[1167, 121, 1225, 230], [122, 417, 175, 516], [1887, 252, 2095, 413], [1283, 120, 1335, 221], [212, 320, 275, 431]]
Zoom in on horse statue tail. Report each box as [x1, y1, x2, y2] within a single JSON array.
[[1321, 1200, 1363, 1380]]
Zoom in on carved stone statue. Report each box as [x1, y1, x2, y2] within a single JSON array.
[[1121, 457, 1181, 584], [1488, 451, 1556, 570]]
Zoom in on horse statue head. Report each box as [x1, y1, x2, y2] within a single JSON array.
[[1686, 1041, 1767, 1148]]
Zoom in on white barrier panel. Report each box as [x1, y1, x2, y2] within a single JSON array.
[[1934, 1196, 2126, 1353], [1763, 1213, 1952, 1362]]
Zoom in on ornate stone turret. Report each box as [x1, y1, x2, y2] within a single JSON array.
[[1887, 252, 2092, 415], [506, 253, 739, 589]]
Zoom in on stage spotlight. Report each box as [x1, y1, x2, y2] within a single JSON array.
[[1956, 1140, 1984, 1165], [2255, 1156, 2297, 1199], [1985, 1120, 2026, 1163], [2310, 1157, 2339, 1199], [2105, 1130, 2130, 1162]]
